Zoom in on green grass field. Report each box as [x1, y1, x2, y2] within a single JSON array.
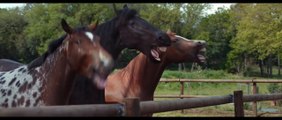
[[152, 69, 282, 117]]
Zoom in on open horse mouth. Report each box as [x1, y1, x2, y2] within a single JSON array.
[[151, 46, 167, 61], [92, 73, 108, 89], [197, 47, 206, 63], [91, 65, 113, 90]]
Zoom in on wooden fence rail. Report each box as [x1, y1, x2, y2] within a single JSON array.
[[0, 92, 282, 117], [160, 78, 282, 83], [0, 104, 123, 117], [156, 78, 282, 116], [140, 95, 233, 115], [243, 93, 282, 102]]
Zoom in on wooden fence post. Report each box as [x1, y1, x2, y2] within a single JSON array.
[[234, 90, 244, 117], [124, 97, 140, 117], [247, 83, 250, 95], [252, 81, 258, 117], [180, 80, 184, 113]]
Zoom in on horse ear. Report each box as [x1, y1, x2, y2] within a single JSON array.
[[61, 19, 73, 34], [88, 20, 99, 31], [166, 29, 176, 35], [112, 3, 118, 15], [166, 29, 177, 42], [123, 4, 128, 9], [167, 29, 171, 34]]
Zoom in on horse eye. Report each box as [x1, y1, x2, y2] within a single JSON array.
[[75, 40, 80, 44], [173, 39, 179, 43], [130, 21, 135, 26]]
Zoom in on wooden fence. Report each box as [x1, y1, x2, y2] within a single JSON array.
[[0, 78, 281, 117], [155, 78, 282, 116], [0, 91, 282, 117]]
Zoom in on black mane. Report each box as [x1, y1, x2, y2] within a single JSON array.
[[94, 8, 138, 60], [94, 18, 119, 59], [27, 35, 66, 69]]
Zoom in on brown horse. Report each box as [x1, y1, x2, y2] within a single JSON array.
[[0, 5, 172, 105], [68, 4, 171, 104], [105, 31, 206, 104], [0, 19, 114, 108]]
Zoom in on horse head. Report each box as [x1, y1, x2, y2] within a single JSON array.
[[114, 4, 171, 62], [61, 19, 114, 89], [164, 30, 207, 64]]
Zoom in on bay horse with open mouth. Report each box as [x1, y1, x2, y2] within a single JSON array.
[[0, 19, 114, 108], [105, 31, 206, 108], [0, 4, 172, 105]]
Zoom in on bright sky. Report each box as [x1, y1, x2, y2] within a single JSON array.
[[208, 3, 234, 14], [0, 3, 234, 14], [0, 3, 26, 8]]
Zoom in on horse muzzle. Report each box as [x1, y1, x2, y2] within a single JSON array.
[[195, 40, 207, 64], [91, 52, 114, 89]]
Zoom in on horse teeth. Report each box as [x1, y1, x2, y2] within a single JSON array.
[[151, 49, 159, 57], [155, 57, 161, 61], [158, 47, 167, 52], [197, 54, 206, 61], [200, 48, 206, 52]]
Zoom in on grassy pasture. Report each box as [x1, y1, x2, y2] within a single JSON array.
[[152, 69, 282, 117]]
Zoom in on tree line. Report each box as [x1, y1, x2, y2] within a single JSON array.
[[0, 3, 281, 77]]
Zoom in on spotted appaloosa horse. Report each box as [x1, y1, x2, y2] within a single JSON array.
[[105, 31, 206, 106], [0, 19, 114, 108]]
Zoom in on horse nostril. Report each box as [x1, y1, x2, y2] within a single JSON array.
[[99, 58, 114, 72], [197, 41, 202, 45], [158, 36, 164, 41], [202, 42, 207, 46], [197, 41, 206, 46], [100, 61, 104, 65]]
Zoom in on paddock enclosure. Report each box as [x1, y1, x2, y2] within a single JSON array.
[[0, 79, 282, 117]]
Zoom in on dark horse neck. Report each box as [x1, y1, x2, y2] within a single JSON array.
[[69, 18, 124, 105], [31, 48, 75, 106]]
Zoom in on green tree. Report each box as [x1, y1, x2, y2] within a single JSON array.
[[0, 8, 27, 62], [23, 3, 115, 60], [228, 4, 282, 76], [138, 3, 210, 38], [194, 8, 236, 69], [181, 3, 211, 38]]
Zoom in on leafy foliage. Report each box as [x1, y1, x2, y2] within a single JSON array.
[[195, 8, 235, 69], [228, 4, 282, 69], [0, 3, 281, 73], [0, 8, 28, 62]]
